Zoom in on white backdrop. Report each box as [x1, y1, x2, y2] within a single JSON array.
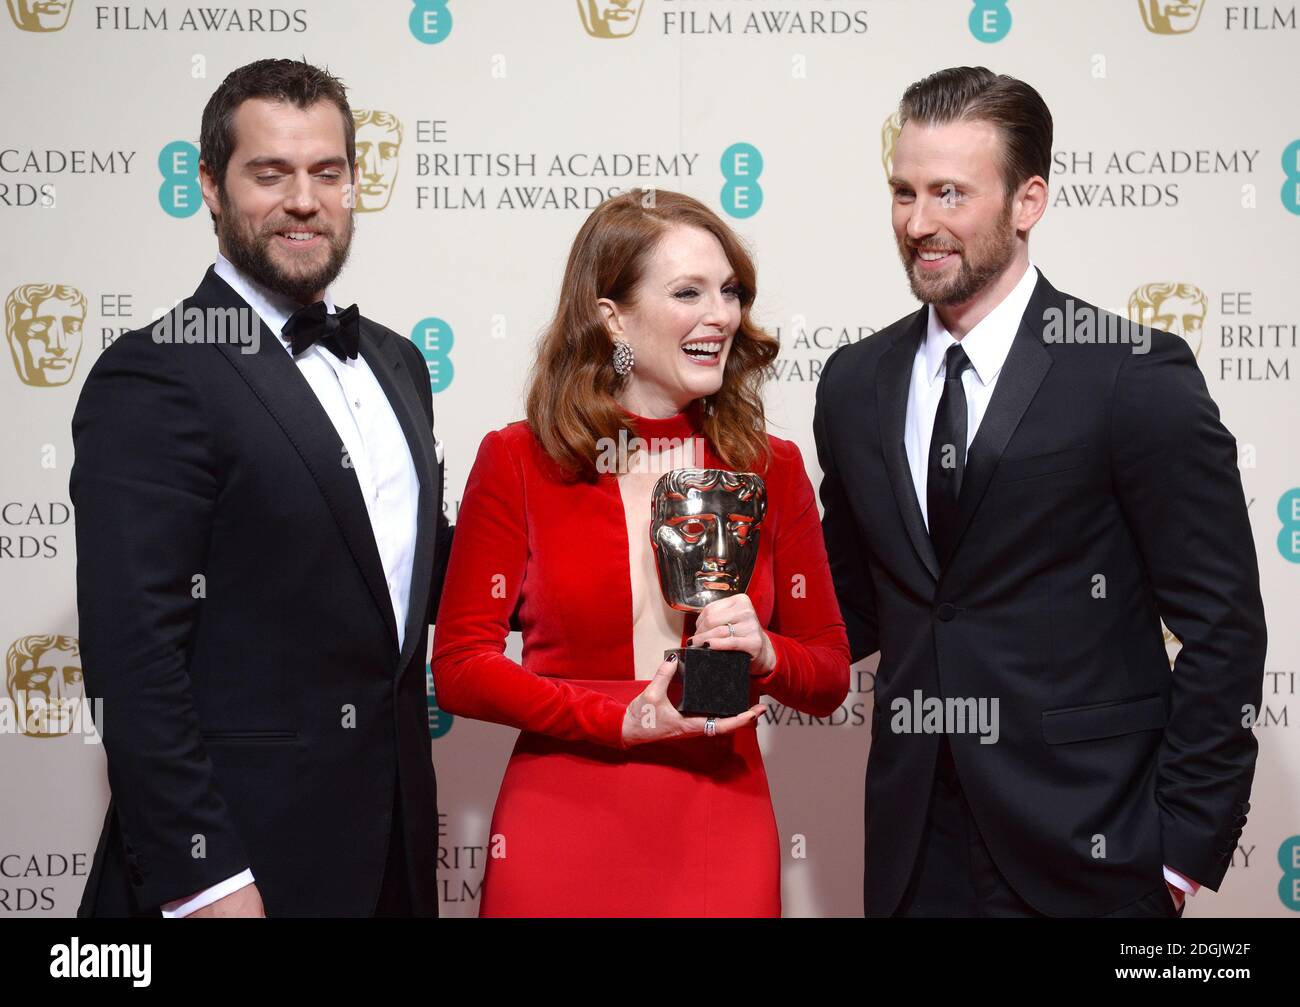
[[1, 0, 1296, 917]]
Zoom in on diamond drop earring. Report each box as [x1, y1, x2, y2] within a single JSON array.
[[612, 339, 634, 376]]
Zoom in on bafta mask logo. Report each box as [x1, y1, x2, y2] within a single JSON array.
[[6, 283, 86, 386], [577, 0, 644, 38], [6, 635, 82, 738], [651, 469, 767, 612], [1137, 0, 1207, 34], [352, 110, 403, 213], [1127, 282, 1207, 357], [881, 111, 902, 181], [5, 0, 73, 32]]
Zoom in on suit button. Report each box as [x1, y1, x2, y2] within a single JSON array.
[[936, 603, 957, 622]]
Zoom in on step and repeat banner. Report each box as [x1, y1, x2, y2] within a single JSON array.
[[1, 0, 1296, 917]]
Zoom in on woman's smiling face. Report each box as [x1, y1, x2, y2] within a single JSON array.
[[600, 224, 743, 416]]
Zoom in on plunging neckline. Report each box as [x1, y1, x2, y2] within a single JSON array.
[[610, 400, 709, 680]]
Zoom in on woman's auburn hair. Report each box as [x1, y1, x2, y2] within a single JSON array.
[[524, 188, 779, 483]]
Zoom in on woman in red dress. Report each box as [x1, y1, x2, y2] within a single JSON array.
[[431, 189, 850, 916]]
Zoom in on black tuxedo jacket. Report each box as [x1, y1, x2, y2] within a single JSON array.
[[814, 271, 1266, 916], [71, 267, 453, 916]]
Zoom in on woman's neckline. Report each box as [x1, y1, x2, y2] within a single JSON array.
[[617, 399, 704, 441]]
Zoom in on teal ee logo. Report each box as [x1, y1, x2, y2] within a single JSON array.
[[1278, 488, 1300, 562], [1282, 139, 1300, 215], [158, 141, 200, 218], [969, 0, 1011, 42], [721, 143, 763, 219], [426, 664, 453, 739], [1279, 835, 1300, 910], [411, 317, 454, 392], [410, 0, 452, 43]]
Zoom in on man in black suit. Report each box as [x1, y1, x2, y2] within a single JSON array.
[[72, 59, 453, 917], [814, 67, 1267, 917]]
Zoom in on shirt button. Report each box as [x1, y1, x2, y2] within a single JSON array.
[[354, 399, 361, 408]]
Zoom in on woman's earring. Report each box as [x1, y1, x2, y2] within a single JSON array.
[[612, 339, 635, 376]]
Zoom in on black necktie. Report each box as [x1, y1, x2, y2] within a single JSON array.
[[281, 300, 361, 360], [927, 343, 972, 567]]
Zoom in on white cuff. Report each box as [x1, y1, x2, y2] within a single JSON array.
[[1162, 865, 1199, 896], [160, 869, 256, 918]]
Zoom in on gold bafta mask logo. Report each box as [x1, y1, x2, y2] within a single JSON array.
[[881, 111, 902, 181], [577, 0, 644, 38], [1127, 282, 1208, 357], [6, 635, 82, 738], [6, 283, 86, 386], [352, 110, 402, 213], [1137, 0, 1207, 34], [5, 0, 73, 31]]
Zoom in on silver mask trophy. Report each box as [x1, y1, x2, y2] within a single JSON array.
[[650, 468, 768, 717]]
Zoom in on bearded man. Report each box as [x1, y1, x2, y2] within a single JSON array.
[[72, 58, 453, 918]]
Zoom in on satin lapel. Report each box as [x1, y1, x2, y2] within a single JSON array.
[[193, 267, 401, 649], [876, 311, 940, 581], [358, 326, 439, 674], [948, 273, 1056, 558]]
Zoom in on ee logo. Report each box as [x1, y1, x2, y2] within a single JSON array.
[[426, 666, 453, 739], [1282, 139, 1300, 215], [721, 143, 763, 219], [1279, 835, 1300, 911], [1278, 488, 1300, 562], [412, 317, 454, 393], [969, 0, 1011, 43], [158, 141, 201, 218], [409, 0, 452, 44]]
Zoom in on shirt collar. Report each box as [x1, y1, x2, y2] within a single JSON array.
[[923, 261, 1039, 386], [213, 251, 336, 349]]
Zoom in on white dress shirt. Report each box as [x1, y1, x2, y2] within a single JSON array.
[[903, 260, 1038, 530], [901, 260, 1198, 906], [161, 254, 421, 917]]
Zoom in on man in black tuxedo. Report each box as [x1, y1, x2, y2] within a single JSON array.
[[72, 59, 453, 917], [814, 67, 1267, 917]]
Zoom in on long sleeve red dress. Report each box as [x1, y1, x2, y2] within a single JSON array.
[[430, 403, 850, 916]]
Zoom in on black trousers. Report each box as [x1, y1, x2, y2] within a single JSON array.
[[893, 738, 1182, 918], [373, 787, 413, 917]]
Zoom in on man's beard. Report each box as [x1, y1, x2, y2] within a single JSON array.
[[898, 200, 1017, 307], [217, 187, 352, 304]]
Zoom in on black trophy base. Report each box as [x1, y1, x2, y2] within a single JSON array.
[[666, 647, 751, 718]]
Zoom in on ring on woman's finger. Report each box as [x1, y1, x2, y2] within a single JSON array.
[[705, 718, 717, 737], [726, 622, 735, 638]]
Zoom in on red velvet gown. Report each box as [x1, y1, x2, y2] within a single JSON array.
[[431, 404, 850, 916]]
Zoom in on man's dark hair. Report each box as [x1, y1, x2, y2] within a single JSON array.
[[898, 66, 1053, 201], [199, 58, 355, 229]]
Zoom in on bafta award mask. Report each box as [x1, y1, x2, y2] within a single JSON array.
[[576, 0, 644, 39], [650, 468, 767, 612], [351, 109, 402, 213], [1137, 0, 1207, 35], [6, 283, 86, 387]]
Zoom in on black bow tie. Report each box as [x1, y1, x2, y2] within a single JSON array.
[[281, 300, 361, 360]]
